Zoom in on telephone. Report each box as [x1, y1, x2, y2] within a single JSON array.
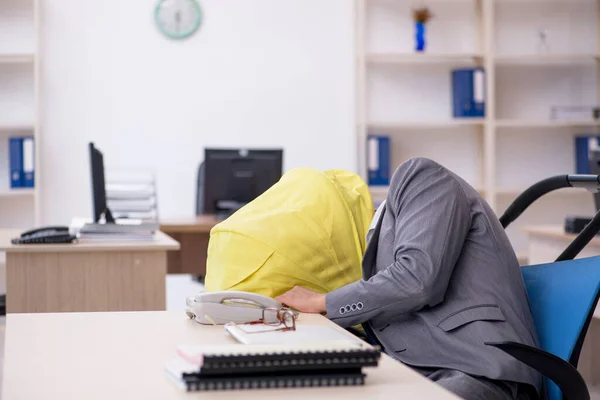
[[185, 291, 297, 325], [11, 226, 77, 245]]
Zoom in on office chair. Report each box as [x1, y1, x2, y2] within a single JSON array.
[[487, 174, 600, 400]]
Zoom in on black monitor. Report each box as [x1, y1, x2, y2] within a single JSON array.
[[202, 148, 283, 218], [89, 142, 115, 224]]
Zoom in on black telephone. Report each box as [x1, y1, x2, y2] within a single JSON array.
[[11, 226, 77, 245]]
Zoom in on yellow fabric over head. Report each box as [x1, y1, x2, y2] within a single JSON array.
[[204, 168, 374, 298]]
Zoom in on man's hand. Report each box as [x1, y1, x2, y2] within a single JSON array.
[[276, 286, 326, 314]]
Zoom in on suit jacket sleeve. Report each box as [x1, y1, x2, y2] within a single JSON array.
[[325, 158, 472, 328]]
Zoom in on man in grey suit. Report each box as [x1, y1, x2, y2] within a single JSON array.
[[277, 157, 542, 400]]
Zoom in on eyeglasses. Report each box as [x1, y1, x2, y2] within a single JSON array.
[[221, 307, 297, 334], [247, 307, 297, 332]]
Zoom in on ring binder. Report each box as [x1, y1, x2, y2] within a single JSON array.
[[166, 342, 381, 392], [169, 367, 366, 392], [178, 346, 381, 375]]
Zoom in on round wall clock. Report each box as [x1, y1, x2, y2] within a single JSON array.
[[154, 0, 202, 40]]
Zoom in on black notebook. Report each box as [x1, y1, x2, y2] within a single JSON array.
[[175, 342, 381, 375], [168, 366, 366, 392], [165, 342, 380, 392]]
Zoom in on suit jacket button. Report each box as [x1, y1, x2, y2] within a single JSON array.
[[344, 305, 351, 313], [351, 304, 357, 311], [339, 307, 346, 315], [357, 302, 364, 310]]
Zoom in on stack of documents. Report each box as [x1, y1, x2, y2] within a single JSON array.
[[105, 169, 159, 221], [71, 218, 159, 242], [165, 341, 381, 392]]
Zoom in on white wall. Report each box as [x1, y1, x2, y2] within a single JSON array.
[[39, 0, 355, 225]]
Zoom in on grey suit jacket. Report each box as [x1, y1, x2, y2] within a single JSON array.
[[326, 157, 542, 396]]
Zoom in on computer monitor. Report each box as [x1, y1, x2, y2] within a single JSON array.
[[89, 142, 115, 224], [202, 148, 283, 217]]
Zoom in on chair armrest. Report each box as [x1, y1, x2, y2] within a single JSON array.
[[485, 341, 589, 400]]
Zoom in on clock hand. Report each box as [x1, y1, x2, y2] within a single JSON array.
[[175, 10, 181, 33]]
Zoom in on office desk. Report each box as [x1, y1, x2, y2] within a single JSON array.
[[522, 225, 600, 265], [522, 225, 600, 386], [2, 311, 459, 400], [160, 215, 219, 276], [0, 230, 180, 313]]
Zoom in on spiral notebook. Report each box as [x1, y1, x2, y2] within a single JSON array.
[[168, 367, 366, 392], [165, 342, 381, 392], [175, 342, 380, 374]]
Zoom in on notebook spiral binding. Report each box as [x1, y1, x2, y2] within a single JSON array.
[[181, 370, 366, 392], [196, 348, 381, 374]]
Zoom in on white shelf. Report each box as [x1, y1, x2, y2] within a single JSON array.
[[366, 53, 484, 65], [496, 187, 591, 196], [495, 0, 595, 4], [496, 119, 600, 128], [375, 186, 586, 198], [0, 124, 34, 133], [370, 186, 486, 196], [495, 54, 598, 66], [0, 189, 35, 198], [0, 53, 34, 64], [368, 120, 485, 130]]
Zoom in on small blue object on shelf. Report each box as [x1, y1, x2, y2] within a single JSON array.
[[367, 135, 390, 186], [451, 68, 486, 118], [9, 137, 23, 188], [575, 135, 600, 174], [415, 22, 426, 52]]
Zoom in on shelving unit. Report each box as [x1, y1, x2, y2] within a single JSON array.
[[367, 53, 484, 64], [0, 189, 35, 198], [0, 54, 35, 64], [355, 0, 600, 253], [494, 54, 598, 65], [496, 120, 600, 128], [368, 119, 484, 130], [0, 0, 40, 229]]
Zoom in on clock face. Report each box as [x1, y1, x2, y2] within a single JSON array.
[[154, 0, 202, 40]]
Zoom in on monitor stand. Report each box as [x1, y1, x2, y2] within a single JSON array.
[[101, 207, 116, 224]]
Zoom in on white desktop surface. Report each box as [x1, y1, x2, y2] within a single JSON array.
[[0, 229, 179, 252], [2, 311, 459, 400]]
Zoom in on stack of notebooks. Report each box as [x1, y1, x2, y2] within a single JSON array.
[[165, 342, 381, 392]]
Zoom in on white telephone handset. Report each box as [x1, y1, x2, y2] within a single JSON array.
[[186, 291, 290, 325]]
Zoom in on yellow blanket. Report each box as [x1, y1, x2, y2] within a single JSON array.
[[204, 168, 374, 298]]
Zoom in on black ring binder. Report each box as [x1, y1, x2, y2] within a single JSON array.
[[180, 368, 367, 392], [168, 343, 381, 392]]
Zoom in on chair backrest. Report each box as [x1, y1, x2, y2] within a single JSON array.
[[522, 255, 600, 400]]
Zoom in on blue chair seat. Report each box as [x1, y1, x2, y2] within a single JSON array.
[[487, 255, 600, 400]]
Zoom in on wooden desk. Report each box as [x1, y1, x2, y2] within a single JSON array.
[[0, 230, 180, 313], [160, 215, 220, 276], [2, 311, 459, 400], [522, 225, 600, 386], [522, 225, 600, 265]]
